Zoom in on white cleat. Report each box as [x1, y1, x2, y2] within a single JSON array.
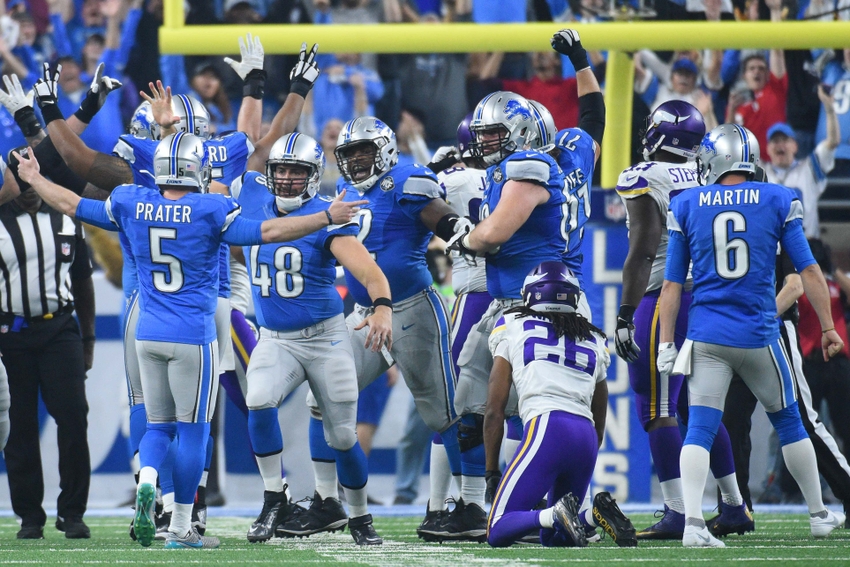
[[811, 510, 845, 538], [683, 525, 726, 548]]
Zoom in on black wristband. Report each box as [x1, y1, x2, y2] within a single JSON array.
[[74, 91, 100, 125], [13, 107, 42, 138], [289, 79, 313, 99], [324, 209, 333, 225], [434, 213, 460, 242], [569, 50, 591, 73], [243, 69, 267, 100], [618, 304, 636, 324], [82, 335, 96, 342], [426, 154, 461, 175], [39, 103, 64, 126], [373, 297, 392, 310]]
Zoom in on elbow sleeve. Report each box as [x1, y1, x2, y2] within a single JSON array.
[[578, 91, 606, 147]]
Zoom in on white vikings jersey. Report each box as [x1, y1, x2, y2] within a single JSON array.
[[229, 253, 251, 315], [489, 312, 609, 424], [438, 166, 487, 295], [616, 161, 699, 292]]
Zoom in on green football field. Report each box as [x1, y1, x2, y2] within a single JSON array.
[[0, 513, 848, 566]]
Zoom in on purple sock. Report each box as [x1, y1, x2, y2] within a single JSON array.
[[709, 422, 736, 479], [648, 425, 683, 482]]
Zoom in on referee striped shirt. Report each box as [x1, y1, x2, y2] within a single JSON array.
[[0, 198, 90, 319]]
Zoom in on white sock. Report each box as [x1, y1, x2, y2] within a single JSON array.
[[170, 502, 192, 536], [680, 445, 710, 524], [282, 476, 291, 499], [782, 439, 826, 514], [256, 453, 285, 493], [344, 485, 368, 518], [504, 438, 521, 464], [429, 442, 452, 512], [716, 473, 744, 507], [199, 470, 209, 488], [583, 507, 596, 527], [313, 460, 339, 501], [131, 453, 140, 475], [538, 507, 555, 529], [139, 466, 158, 488], [460, 475, 485, 509], [660, 478, 686, 513], [162, 492, 175, 514], [579, 491, 591, 515]]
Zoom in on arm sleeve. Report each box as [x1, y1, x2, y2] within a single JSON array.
[[664, 228, 690, 284], [222, 215, 264, 246], [75, 198, 118, 231], [781, 219, 816, 273], [577, 92, 605, 147], [50, 13, 74, 59]]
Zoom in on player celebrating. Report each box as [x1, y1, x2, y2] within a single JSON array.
[[232, 133, 390, 545], [658, 124, 846, 547], [14, 133, 364, 550], [614, 101, 750, 539]]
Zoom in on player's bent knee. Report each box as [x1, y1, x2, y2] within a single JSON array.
[[645, 416, 678, 433], [487, 521, 512, 548], [458, 414, 485, 452], [768, 402, 808, 446], [682, 405, 723, 450], [325, 427, 357, 452]]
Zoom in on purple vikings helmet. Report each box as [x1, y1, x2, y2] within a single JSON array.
[[641, 100, 706, 161], [521, 261, 581, 314], [457, 112, 474, 158]]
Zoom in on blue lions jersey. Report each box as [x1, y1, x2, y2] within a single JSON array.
[[554, 128, 595, 285], [75, 185, 264, 345], [666, 181, 816, 348], [232, 171, 359, 332], [481, 150, 568, 299], [337, 163, 443, 306]]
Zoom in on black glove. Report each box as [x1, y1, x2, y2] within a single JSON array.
[[74, 62, 123, 124], [289, 42, 320, 98], [614, 304, 641, 363], [34, 62, 63, 125], [485, 470, 502, 504], [551, 29, 590, 72]]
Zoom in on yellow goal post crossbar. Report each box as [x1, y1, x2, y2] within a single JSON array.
[[159, 4, 850, 187]]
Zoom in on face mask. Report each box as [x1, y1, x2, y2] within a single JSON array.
[[275, 195, 302, 212]]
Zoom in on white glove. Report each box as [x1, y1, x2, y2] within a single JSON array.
[[445, 218, 477, 265], [224, 33, 264, 81], [657, 342, 678, 376], [289, 42, 320, 96], [33, 62, 61, 109], [431, 145, 458, 164], [0, 74, 33, 114]]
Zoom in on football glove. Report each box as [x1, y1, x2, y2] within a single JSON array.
[[75, 63, 123, 124], [289, 42, 320, 98], [657, 342, 678, 376], [614, 305, 640, 363], [34, 62, 63, 125], [550, 29, 590, 72], [445, 218, 477, 265], [224, 33, 265, 81], [485, 470, 502, 504], [0, 74, 32, 114]]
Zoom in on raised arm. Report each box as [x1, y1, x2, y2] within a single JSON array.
[[225, 33, 266, 144], [819, 85, 841, 150], [766, 0, 786, 79]]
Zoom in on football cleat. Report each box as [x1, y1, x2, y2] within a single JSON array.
[[811, 509, 845, 538], [155, 511, 172, 540], [248, 490, 290, 543], [164, 528, 220, 549], [275, 492, 348, 537], [440, 498, 487, 542], [348, 514, 383, 545], [552, 493, 588, 548], [591, 491, 637, 547], [707, 502, 755, 537], [636, 505, 685, 540], [191, 504, 207, 536], [416, 503, 451, 542], [683, 525, 725, 547], [133, 483, 157, 547]]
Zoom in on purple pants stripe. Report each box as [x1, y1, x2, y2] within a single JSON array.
[[487, 411, 598, 547], [450, 291, 493, 376]]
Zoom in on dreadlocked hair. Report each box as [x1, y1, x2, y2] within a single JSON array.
[[504, 306, 607, 343]]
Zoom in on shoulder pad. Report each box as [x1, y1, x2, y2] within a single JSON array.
[[113, 137, 136, 164], [488, 315, 509, 357], [503, 152, 551, 184], [402, 174, 443, 199]]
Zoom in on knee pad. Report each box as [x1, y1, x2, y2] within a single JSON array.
[[682, 405, 722, 451], [326, 426, 357, 452], [767, 402, 808, 446], [458, 414, 485, 453]]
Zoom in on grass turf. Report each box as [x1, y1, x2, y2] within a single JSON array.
[[0, 513, 848, 566]]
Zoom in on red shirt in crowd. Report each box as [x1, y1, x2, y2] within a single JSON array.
[[502, 77, 579, 131], [797, 278, 850, 360], [734, 73, 788, 163]]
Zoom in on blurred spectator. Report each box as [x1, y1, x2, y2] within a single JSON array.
[[125, 0, 162, 97], [223, 0, 262, 22], [817, 49, 850, 177], [472, 0, 525, 22], [634, 51, 719, 129], [395, 109, 430, 166], [309, 53, 384, 139], [783, 49, 825, 157], [261, 0, 311, 107], [763, 87, 839, 238], [318, 118, 343, 196], [727, 0, 787, 157], [190, 61, 235, 134]]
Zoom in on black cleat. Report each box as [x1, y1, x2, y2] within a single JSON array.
[[248, 490, 290, 543], [591, 491, 637, 547], [348, 514, 382, 545], [441, 498, 487, 542], [552, 493, 588, 547], [155, 511, 172, 540], [56, 516, 91, 539], [191, 504, 207, 536], [17, 525, 44, 539], [276, 492, 348, 537], [416, 502, 451, 542]]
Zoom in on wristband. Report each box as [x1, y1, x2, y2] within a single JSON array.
[[82, 335, 96, 342], [243, 69, 267, 100], [823, 328, 835, 334], [569, 51, 591, 73], [13, 107, 42, 138], [289, 79, 312, 99], [40, 103, 64, 126], [617, 304, 636, 324], [373, 297, 392, 310], [324, 209, 333, 225]]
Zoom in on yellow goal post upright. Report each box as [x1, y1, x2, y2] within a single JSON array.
[[158, 6, 850, 188]]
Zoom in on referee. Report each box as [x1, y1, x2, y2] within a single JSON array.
[[0, 156, 95, 540]]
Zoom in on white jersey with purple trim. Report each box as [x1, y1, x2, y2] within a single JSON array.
[[437, 165, 487, 295], [489, 312, 609, 424], [615, 160, 699, 293]]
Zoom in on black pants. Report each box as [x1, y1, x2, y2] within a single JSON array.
[[721, 321, 850, 511], [0, 313, 90, 527]]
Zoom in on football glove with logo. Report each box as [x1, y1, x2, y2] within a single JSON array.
[[614, 305, 640, 363], [551, 29, 590, 72], [289, 43, 320, 98]]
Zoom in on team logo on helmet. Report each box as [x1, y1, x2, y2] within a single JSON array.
[[504, 99, 532, 121], [702, 133, 721, 156], [493, 168, 503, 183], [380, 176, 395, 191]]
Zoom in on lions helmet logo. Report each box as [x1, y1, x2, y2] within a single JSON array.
[[701, 132, 722, 156], [504, 99, 532, 121], [380, 176, 395, 191]]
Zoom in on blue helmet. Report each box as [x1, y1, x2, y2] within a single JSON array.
[[129, 101, 157, 139], [521, 261, 581, 314]]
